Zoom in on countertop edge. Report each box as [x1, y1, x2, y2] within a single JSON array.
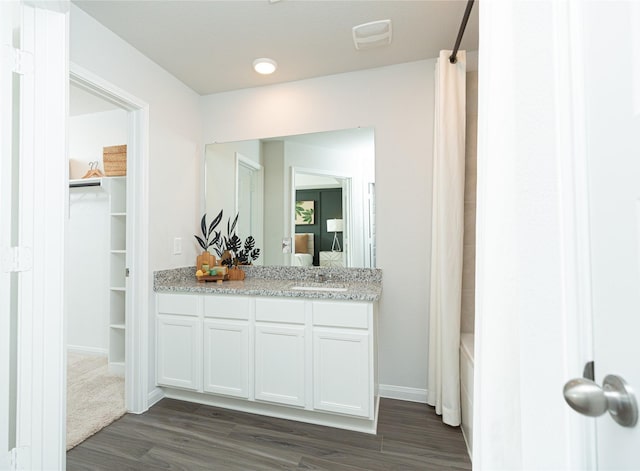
[[154, 283, 381, 302]]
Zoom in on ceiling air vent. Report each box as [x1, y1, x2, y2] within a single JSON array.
[[352, 19, 392, 50]]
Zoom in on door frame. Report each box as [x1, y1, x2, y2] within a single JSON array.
[[69, 63, 150, 415], [1, 1, 70, 468], [473, 0, 595, 468], [235, 152, 264, 261]]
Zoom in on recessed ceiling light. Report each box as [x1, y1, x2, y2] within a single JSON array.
[[253, 58, 277, 75]]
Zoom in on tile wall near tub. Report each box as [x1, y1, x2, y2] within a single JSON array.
[[461, 71, 478, 334]]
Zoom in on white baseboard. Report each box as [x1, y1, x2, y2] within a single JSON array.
[[164, 388, 378, 435], [378, 384, 428, 403], [67, 344, 108, 356], [461, 424, 473, 462], [147, 387, 165, 409], [108, 361, 125, 377]]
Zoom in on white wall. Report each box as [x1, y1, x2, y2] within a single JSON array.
[[70, 4, 203, 394], [69, 108, 127, 179], [201, 61, 435, 395], [66, 109, 127, 353], [204, 139, 261, 251]]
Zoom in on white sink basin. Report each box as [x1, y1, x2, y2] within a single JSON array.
[[290, 284, 348, 292]]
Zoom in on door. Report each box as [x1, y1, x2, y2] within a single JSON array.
[[313, 329, 370, 417], [156, 315, 201, 391], [561, 2, 640, 469], [203, 319, 249, 398], [235, 153, 263, 257], [254, 324, 306, 407]]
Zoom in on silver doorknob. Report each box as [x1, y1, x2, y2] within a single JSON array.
[[563, 374, 638, 427]]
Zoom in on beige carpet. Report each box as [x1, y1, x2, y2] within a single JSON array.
[[66, 353, 126, 450]]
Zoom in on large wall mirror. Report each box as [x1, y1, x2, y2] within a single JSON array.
[[205, 127, 376, 268]]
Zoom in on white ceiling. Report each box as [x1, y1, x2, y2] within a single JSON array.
[[72, 0, 479, 96]]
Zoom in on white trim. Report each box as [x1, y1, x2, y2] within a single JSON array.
[[147, 387, 165, 409], [461, 426, 473, 462], [69, 63, 150, 416], [66, 345, 108, 357], [164, 387, 379, 435], [378, 384, 428, 403], [0, 3, 18, 469], [15, 4, 69, 469], [474, 1, 594, 468], [553, 1, 596, 468]]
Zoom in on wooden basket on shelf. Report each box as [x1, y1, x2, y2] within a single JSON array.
[[103, 145, 127, 176]]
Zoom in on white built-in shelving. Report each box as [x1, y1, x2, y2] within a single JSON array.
[[107, 176, 127, 376]]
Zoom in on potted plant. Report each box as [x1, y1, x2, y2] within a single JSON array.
[[195, 210, 261, 280], [194, 210, 223, 273]]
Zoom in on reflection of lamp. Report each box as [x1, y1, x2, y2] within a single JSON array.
[[327, 219, 344, 252]]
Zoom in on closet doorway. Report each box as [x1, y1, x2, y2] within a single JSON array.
[[66, 82, 127, 449], [65, 65, 150, 452]]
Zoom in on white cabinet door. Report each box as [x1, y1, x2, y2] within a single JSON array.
[[203, 319, 249, 398], [313, 329, 371, 418], [157, 315, 201, 391], [255, 324, 306, 407]]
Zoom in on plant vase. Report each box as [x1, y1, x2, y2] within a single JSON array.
[[227, 266, 246, 281], [196, 251, 217, 272]]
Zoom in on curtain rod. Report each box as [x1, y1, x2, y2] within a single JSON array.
[[449, 0, 475, 64]]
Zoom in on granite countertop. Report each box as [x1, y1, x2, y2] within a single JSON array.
[[154, 266, 382, 302]]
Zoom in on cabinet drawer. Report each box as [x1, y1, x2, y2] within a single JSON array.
[[312, 301, 369, 329], [255, 298, 305, 324], [157, 293, 199, 316], [204, 295, 250, 320]]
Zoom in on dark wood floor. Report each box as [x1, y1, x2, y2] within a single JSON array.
[[67, 397, 471, 470]]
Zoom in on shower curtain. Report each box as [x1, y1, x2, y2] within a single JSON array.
[[427, 50, 466, 426]]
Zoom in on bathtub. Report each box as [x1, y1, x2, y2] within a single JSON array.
[[460, 333, 474, 459]]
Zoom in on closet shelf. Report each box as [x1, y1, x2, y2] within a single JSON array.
[[110, 250, 126, 254], [111, 212, 127, 217], [110, 286, 126, 292], [110, 323, 125, 330]]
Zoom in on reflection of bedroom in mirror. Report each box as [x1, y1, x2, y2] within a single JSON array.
[[204, 127, 375, 268], [293, 171, 348, 268]]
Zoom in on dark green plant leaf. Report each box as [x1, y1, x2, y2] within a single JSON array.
[[251, 248, 261, 261], [229, 234, 242, 252], [301, 208, 314, 224], [228, 213, 239, 238], [209, 231, 221, 248], [200, 214, 207, 239], [244, 236, 255, 252], [237, 250, 249, 264], [194, 235, 207, 251], [208, 209, 223, 238]]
